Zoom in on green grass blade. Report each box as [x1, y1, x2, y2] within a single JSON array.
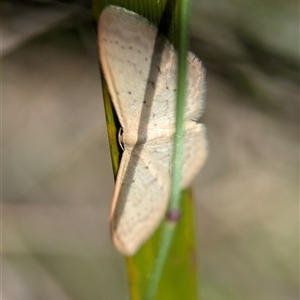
[[93, 1, 200, 299], [143, 1, 193, 299]]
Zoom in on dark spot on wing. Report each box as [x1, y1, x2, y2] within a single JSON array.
[[149, 81, 155, 88]]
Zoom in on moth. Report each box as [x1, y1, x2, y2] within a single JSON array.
[[98, 6, 207, 256]]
